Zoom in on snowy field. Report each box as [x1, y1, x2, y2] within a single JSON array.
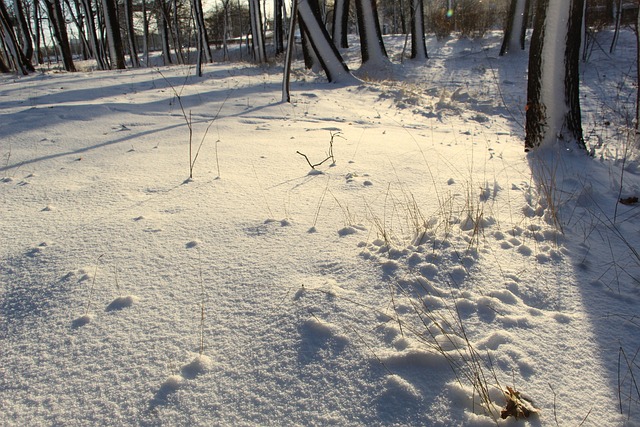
[[1, 31, 640, 426]]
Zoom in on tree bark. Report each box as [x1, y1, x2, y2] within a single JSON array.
[[0, 0, 34, 74], [354, 0, 387, 64], [102, 0, 126, 69], [296, 0, 358, 83], [12, 0, 34, 61], [410, 0, 427, 60], [79, 0, 107, 69], [274, 0, 285, 54], [332, 0, 350, 48], [525, 0, 586, 151], [42, 0, 76, 71], [124, 0, 140, 67], [156, 0, 173, 65], [249, 0, 267, 62]]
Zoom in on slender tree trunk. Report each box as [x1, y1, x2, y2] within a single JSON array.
[[274, 0, 285, 54], [332, 0, 349, 48], [142, 0, 150, 65], [33, 0, 43, 64], [192, 0, 211, 69], [124, 0, 140, 67], [156, 0, 173, 64], [525, 0, 586, 151], [249, 0, 267, 62], [282, 0, 298, 102], [102, 0, 126, 69], [43, 0, 76, 71], [636, 6, 640, 135], [410, 0, 427, 60], [610, 0, 622, 53], [0, 0, 34, 73], [171, 0, 185, 63], [13, 0, 34, 61], [79, 0, 107, 69]]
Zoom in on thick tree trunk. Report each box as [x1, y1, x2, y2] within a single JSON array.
[[102, 0, 126, 69], [410, 0, 427, 60], [332, 0, 350, 48], [500, 0, 530, 56], [525, 0, 586, 151], [297, 0, 358, 83], [354, 0, 387, 65]]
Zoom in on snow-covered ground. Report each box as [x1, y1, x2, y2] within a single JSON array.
[[1, 31, 639, 426]]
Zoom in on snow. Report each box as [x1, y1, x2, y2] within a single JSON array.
[[1, 30, 640, 426]]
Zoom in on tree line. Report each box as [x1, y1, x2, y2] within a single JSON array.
[[1, 0, 638, 152]]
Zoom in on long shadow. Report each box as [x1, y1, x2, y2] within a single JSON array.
[[528, 150, 640, 423], [0, 122, 183, 172]]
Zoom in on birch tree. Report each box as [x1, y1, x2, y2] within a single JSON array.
[[193, 0, 212, 75], [525, 0, 586, 151]]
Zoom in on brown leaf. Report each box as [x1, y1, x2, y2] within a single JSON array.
[[619, 196, 639, 206]]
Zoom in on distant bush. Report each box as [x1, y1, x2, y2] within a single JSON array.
[[427, 0, 506, 40]]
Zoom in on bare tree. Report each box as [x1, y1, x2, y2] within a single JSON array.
[[42, 0, 76, 71], [102, 0, 126, 69], [249, 0, 267, 62], [0, 0, 34, 73], [124, 0, 140, 67], [193, 0, 211, 75], [12, 0, 34, 61], [525, 0, 586, 151]]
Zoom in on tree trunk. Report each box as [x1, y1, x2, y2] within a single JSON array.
[[274, 0, 285, 54], [0, 0, 34, 74], [283, 0, 298, 102], [171, 0, 185, 63], [192, 0, 212, 71], [296, 0, 358, 83], [525, 0, 586, 151], [332, 0, 350, 48], [33, 0, 43, 64], [354, 0, 388, 65], [156, 0, 173, 65], [42, 0, 76, 71], [249, 0, 267, 62], [13, 0, 34, 61], [79, 0, 107, 69], [410, 0, 427, 60], [124, 0, 140, 67], [142, 0, 150, 65], [102, 0, 126, 69]]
